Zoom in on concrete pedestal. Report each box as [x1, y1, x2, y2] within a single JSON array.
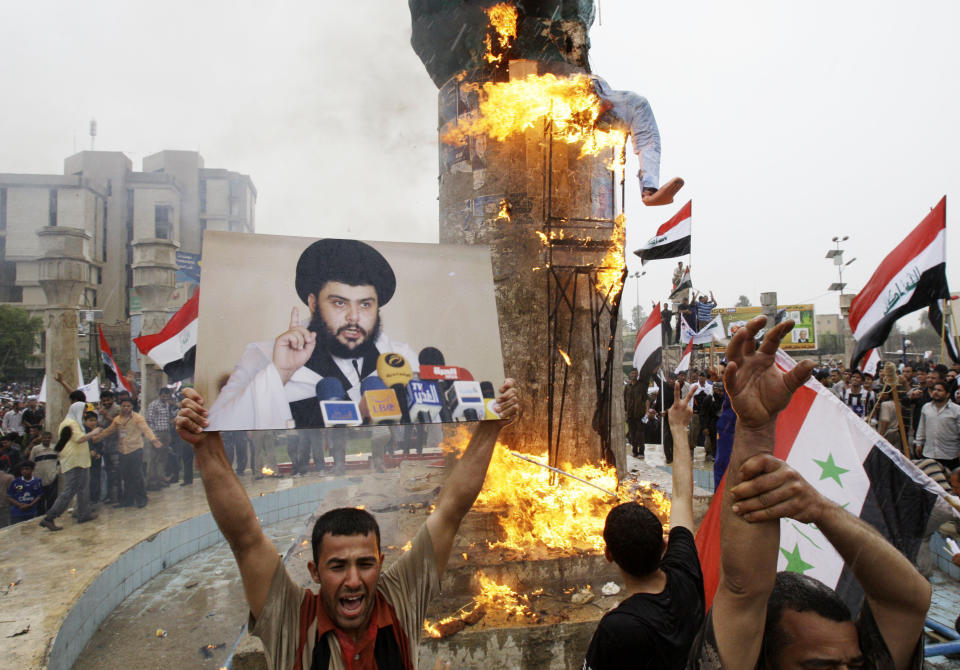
[[37, 227, 91, 429], [132, 238, 178, 409]]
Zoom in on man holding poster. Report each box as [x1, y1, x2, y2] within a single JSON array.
[[209, 239, 418, 431]]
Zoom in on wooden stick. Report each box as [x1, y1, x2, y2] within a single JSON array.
[[883, 362, 911, 459]]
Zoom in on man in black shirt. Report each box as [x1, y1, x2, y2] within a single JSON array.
[[583, 381, 704, 669]]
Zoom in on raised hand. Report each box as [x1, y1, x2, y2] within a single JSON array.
[[272, 306, 317, 385], [724, 316, 814, 430], [176, 387, 211, 446], [668, 380, 695, 434], [730, 453, 826, 524], [493, 378, 520, 427]]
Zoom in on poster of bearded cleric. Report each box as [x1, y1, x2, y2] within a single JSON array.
[[195, 232, 505, 432]]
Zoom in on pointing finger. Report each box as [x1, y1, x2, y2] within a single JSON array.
[[290, 306, 300, 330]]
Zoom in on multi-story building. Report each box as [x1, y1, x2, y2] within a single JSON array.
[[0, 150, 256, 371]]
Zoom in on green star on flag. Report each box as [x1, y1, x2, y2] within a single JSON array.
[[780, 543, 814, 574], [813, 453, 850, 487]]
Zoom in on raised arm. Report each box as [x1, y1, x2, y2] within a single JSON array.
[[667, 381, 695, 531], [54, 371, 74, 395], [711, 316, 814, 670], [424, 379, 519, 578], [176, 388, 280, 619], [731, 455, 929, 669]]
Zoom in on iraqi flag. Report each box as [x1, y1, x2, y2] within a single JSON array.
[[859, 348, 881, 377], [675, 338, 694, 375], [634, 200, 691, 264], [99, 325, 133, 394], [632, 305, 662, 380], [849, 197, 950, 368], [695, 350, 945, 612], [927, 299, 960, 364], [133, 290, 199, 382], [669, 266, 692, 300]]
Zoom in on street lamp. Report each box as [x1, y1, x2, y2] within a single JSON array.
[[825, 235, 855, 292], [630, 271, 642, 330]]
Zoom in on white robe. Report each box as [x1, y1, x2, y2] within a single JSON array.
[[207, 332, 418, 431]]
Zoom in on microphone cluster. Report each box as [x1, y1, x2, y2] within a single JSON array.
[[313, 347, 498, 427]]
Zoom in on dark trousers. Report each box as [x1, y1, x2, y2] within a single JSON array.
[[120, 449, 147, 506], [103, 452, 121, 502], [179, 439, 194, 484], [703, 420, 718, 458], [89, 456, 102, 502], [627, 418, 645, 456], [40, 476, 59, 514]]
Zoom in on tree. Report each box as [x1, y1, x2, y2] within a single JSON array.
[[0, 306, 43, 379], [736, 295, 751, 307], [631, 304, 647, 331]]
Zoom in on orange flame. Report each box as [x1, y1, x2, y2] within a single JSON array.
[[594, 213, 626, 300], [261, 466, 274, 476], [558, 348, 572, 366], [442, 73, 628, 158], [497, 199, 511, 221], [483, 3, 518, 63], [477, 441, 670, 554]]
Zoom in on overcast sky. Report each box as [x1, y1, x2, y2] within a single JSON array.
[[3, 0, 958, 328]]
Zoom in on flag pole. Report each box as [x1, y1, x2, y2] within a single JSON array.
[[949, 296, 960, 360], [940, 299, 948, 363], [882, 362, 911, 459]]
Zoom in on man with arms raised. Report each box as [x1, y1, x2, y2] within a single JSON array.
[[583, 380, 703, 669], [691, 316, 929, 669], [176, 380, 519, 670]]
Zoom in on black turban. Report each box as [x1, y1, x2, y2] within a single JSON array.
[[294, 239, 396, 306]]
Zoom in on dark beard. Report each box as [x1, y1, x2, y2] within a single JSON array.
[[308, 310, 382, 360]]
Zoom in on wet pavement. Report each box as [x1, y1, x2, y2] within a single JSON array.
[[75, 517, 306, 670]]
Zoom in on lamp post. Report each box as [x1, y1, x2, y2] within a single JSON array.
[[631, 270, 642, 330], [825, 235, 856, 293]]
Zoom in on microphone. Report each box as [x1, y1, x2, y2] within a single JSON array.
[[377, 353, 413, 423], [406, 379, 445, 423], [315, 379, 362, 427], [359, 377, 402, 425], [445, 380, 486, 421], [480, 381, 500, 420], [420, 365, 475, 382], [418, 347, 445, 367]]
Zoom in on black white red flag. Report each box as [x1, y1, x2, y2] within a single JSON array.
[[669, 266, 692, 300], [99, 325, 133, 393], [849, 197, 950, 368], [632, 305, 662, 380], [695, 351, 943, 612], [927, 299, 960, 364], [674, 338, 693, 374], [133, 290, 199, 382], [634, 200, 691, 265]]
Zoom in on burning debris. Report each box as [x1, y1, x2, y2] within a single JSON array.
[[483, 3, 518, 63], [476, 440, 670, 555], [441, 72, 627, 159], [424, 571, 537, 639]]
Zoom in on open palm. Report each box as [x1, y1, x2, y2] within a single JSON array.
[[724, 317, 814, 430]]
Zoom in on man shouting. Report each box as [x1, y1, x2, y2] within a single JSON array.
[[176, 379, 519, 669]]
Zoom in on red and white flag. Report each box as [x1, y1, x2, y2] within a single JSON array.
[[675, 338, 694, 375], [849, 197, 950, 367], [634, 201, 691, 265], [134, 290, 199, 382], [695, 350, 945, 611], [99, 325, 133, 393], [632, 305, 662, 380]]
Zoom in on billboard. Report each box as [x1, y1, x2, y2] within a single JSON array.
[[713, 304, 817, 351]]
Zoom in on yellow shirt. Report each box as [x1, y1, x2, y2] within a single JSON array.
[[109, 412, 158, 455], [57, 418, 91, 472]]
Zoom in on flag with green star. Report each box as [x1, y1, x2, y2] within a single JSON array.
[[696, 350, 946, 610]]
